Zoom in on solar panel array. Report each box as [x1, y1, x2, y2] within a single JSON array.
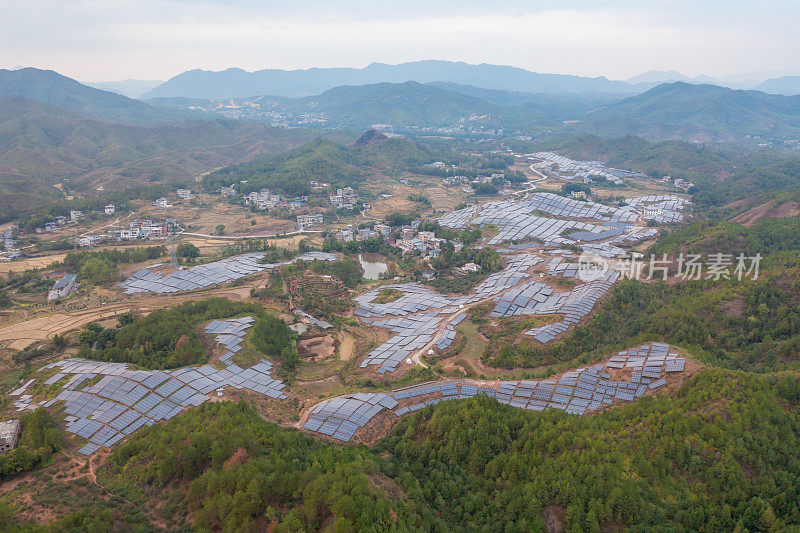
[[355, 255, 542, 373], [474, 202, 593, 245], [437, 204, 479, 229], [527, 152, 645, 184], [521, 193, 622, 221], [302, 392, 399, 441], [359, 312, 443, 373], [204, 316, 255, 362], [489, 280, 554, 317], [523, 270, 620, 343], [13, 317, 286, 455], [580, 242, 626, 258], [119, 251, 338, 294], [438, 193, 689, 249], [627, 195, 690, 224], [305, 343, 686, 441], [354, 283, 457, 318]]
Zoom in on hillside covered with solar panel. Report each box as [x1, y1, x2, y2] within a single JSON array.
[[4, 127, 800, 532]]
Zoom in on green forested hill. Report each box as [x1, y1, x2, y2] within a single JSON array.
[[0, 97, 318, 215], [575, 82, 800, 142], [203, 135, 445, 195], [8, 369, 795, 531], [307, 81, 504, 127], [0, 68, 178, 125], [380, 369, 800, 531]]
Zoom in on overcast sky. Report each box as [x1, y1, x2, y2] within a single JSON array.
[[2, 0, 799, 82]]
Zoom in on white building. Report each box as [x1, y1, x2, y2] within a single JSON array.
[[462, 262, 481, 273], [176, 188, 195, 200], [297, 214, 323, 229], [374, 224, 392, 237], [48, 273, 77, 300], [330, 187, 358, 210], [0, 419, 21, 454], [154, 197, 170, 208], [69, 210, 84, 222], [78, 235, 102, 247], [336, 229, 354, 242], [104, 204, 115, 215], [141, 224, 165, 239]]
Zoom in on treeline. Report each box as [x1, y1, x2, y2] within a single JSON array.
[[204, 137, 442, 197], [98, 401, 440, 531], [379, 369, 800, 531], [81, 370, 800, 531], [78, 298, 296, 370], [322, 236, 400, 257], [61, 246, 165, 287], [647, 215, 800, 258], [15, 184, 173, 233], [695, 159, 800, 208], [280, 258, 364, 289], [0, 409, 62, 482], [417, 221, 481, 244]]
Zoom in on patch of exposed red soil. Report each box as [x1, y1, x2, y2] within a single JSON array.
[[731, 200, 800, 228]]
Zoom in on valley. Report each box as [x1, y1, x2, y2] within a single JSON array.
[[1, 53, 800, 532]]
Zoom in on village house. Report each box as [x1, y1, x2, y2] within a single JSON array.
[[0, 420, 21, 454], [48, 273, 77, 300], [297, 213, 324, 229]]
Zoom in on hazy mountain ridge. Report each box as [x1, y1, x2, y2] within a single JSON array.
[[84, 79, 164, 99], [144, 60, 640, 99], [575, 82, 800, 142], [0, 96, 321, 213], [0, 68, 180, 124]]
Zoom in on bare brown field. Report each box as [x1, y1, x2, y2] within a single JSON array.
[[0, 254, 66, 275], [731, 199, 800, 227], [0, 284, 255, 350]]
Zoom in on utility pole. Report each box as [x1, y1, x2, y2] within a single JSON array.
[[168, 221, 178, 269]]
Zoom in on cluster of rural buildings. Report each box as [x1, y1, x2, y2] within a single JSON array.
[[75, 219, 177, 247], [243, 189, 308, 211], [0, 227, 19, 261], [332, 220, 457, 259], [329, 187, 359, 210]]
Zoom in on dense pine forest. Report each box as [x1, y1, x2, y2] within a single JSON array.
[[5, 368, 797, 531]]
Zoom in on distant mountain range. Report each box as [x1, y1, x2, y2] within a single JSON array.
[[144, 62, 800, 100], [84, 79, 164, 99], [2, 67, 800, 155], [143, 60, 641, 99], [754, 76, 800, 96], [149, 78, 800, 142], [624, 70, 724, 86]]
